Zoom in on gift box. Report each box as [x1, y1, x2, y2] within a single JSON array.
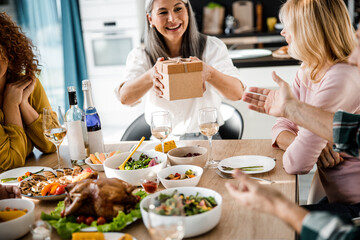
[[157, 58, 203, 101]]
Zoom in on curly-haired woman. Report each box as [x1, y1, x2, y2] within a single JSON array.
[[0, 12, 56, 171]]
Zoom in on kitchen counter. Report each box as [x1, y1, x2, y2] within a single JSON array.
[[232, 54, 300, 68]]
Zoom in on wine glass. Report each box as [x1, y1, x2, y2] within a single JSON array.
[[198, 107, 219, 169], [151, 111, 172, 153], [43, 106, 67, 169], [147, 193, 185, 240]]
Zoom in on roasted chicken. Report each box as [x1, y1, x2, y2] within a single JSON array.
[[63, 178, 138, 221]]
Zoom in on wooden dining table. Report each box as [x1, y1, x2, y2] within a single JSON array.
[[20, 139, 297, 240]]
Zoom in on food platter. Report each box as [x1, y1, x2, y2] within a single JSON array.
[[22, 193, 66, 201], [0, 166, 53, 186], [218, 155, 276, 174]]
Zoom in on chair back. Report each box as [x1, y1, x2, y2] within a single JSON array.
[[218, 103, 244, 139], [121, 114, 151, 141]]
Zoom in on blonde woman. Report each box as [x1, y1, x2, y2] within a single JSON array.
[[115, 0, 245, 139], [272, 0, 360, 218]]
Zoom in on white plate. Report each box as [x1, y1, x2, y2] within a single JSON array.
[[139, 140, 184, 152], [218, 155, 276, 174], [0, 166, 53, 185], [228, 49, 272, 60]]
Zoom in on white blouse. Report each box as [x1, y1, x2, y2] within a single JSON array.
[[115, 36, 243, 135]]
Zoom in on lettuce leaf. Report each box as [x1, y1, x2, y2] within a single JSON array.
[[41, 190, 147, 239]]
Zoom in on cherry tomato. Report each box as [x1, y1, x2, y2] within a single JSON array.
[[97, 216, 106, 225], [82, 168, 92, 173], [25, 171, 31, 177], [17, 176, 23, 182], [85, 216, 95, 225], [76, 215, 86, 224], [54, 185, 66, 195]]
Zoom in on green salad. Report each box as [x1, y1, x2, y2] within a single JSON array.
[[41, 190, 147, 239], [123, 153, 159, 170], [152, 191, 217, 216]]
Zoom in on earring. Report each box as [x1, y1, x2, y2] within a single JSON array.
[[149, 24, 153, 28]]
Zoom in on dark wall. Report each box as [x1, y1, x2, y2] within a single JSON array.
[[189, 0, 284, 33]]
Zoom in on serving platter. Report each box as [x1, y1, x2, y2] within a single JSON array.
[[0, 166, 53, 186]]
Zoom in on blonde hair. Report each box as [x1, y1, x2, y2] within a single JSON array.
[[279, 0, 356, 83]]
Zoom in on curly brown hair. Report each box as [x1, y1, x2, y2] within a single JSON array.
[[0, 12, 40, 84]]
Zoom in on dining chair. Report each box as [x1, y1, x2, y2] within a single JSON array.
[[120, 114, 151, 141], [218, 103, 244, 139]]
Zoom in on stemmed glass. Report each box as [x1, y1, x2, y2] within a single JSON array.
[[43, 106, 67, 169], [151, 111, 172, 153], [198, 107, 219, 169], [147, 194, 185, 240]]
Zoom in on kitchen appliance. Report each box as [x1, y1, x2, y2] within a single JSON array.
[[232, 1, 254, 33]]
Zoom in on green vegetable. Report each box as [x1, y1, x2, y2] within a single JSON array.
[[207, 2, 223, 9], [41, 190, 147, 239], [124, 153, 156, 170], [1, 168, 45, 183], [221, 166, 264, 171]]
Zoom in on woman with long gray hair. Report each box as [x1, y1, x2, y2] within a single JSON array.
[[115, 0, 245, 138]]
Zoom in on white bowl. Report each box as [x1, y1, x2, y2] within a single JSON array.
[[140, 187, 222, 238], [85, 157, 104, 171], [103, 151, 167, 185], [157, 165, 203, 189], [167, 146, 208, 167], [0, 198, 35, 240]]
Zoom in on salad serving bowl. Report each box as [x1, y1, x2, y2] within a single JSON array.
[[103, 151, 167, 185], [140, 187, 222, 238]]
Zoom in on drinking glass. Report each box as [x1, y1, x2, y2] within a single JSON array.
[[147, 194, 185, 240], [151, 111, 172, 153], [198, 107, 219, 169], [43, 106, 67, 169]]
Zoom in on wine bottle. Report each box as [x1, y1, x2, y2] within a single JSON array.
[[82, 80, 105, 154], [65, 86, 87, 164]]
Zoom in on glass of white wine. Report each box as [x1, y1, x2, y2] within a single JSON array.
[[151, 111, 172, 153], [198, 107, 219, 169], [43, 106, 67, 169], [147, 194, 185, 240]]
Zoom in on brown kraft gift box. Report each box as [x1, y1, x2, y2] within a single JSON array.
[[157, 58, 203, 101]]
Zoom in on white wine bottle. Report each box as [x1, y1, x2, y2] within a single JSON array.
[[82, 80, 105, 154], [65, 86, 87, 164]]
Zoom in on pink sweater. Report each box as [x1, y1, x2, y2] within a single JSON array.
[[272, 63, 360, 204]]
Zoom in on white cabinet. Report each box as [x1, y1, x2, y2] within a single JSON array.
[[227, 65, 299, 139]]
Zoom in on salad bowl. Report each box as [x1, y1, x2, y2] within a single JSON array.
[[103, 151, 167, 185], [140, 187, 222, 238]]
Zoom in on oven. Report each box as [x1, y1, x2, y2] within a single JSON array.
[[82, 19, 141, 77]]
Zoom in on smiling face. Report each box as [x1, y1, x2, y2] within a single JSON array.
[[349, 25, 360, 70], [147, 0, 189, 46]]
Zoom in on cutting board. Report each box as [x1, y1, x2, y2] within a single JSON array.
[[232, 1, 253, 33]]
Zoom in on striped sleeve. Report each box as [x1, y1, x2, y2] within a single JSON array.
[[332, 110, 360, 157], [301, 212, 360, 240]]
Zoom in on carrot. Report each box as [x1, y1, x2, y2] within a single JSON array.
[[108, 151, 116, 157], [188, 174, 196, 178], [90, 154, 102, 164], [49, 183, 60, 195], [99, 153, 106, 163], [172, 176, 181, 180]]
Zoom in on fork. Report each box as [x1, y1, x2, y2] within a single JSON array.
[[215, 169, 274, 184]]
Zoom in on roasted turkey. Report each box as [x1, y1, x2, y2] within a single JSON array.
[[63, 178, 138, 221]]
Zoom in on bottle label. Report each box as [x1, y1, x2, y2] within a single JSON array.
[[88, 130, 105, 153], [66, 121, 87, 160]]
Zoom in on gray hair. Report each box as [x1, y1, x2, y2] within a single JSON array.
[[144, 0, 207, 66]]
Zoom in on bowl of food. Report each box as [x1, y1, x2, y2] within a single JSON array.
[[167, 146, 207, 167], [85, 151, 122, 172], [157, 165, 203, 189], [103, 151, 167, 185], [0, 198, 35, 239], [140, 187, 222, 238]]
